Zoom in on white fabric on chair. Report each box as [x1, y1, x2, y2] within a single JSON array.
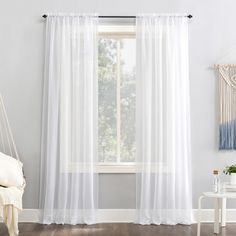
[[0, 152, 24, 187], [0, 94, 25, 235], [135, 14, 192, 225], [40, 14, 98, 225], [0, 185, 24, 236], [3, 205, 19, 236]]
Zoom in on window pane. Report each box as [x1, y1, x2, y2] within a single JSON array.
[[98, 38, 117, 162], [98, 36, 136, 163], [120, 39, 136, 162]]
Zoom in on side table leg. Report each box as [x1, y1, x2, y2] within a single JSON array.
[[214, 198, 220, 234], [197, 196, 204, 236], [221, 198, 226, 227]]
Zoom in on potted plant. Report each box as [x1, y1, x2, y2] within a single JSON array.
[[223, 165, 236, 185]]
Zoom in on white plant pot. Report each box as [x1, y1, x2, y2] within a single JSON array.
[[230, 173, 236, 185]]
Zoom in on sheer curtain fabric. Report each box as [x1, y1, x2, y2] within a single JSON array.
[[136, 14, 192, 225], [40, 14, 98, 225]]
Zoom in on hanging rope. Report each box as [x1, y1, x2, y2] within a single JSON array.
[[0, 94, 20, 160], [216, 64, 236, 150]]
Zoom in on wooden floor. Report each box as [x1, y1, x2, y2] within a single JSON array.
[[1, 223, 236, 236]]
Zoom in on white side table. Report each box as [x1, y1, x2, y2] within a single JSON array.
[[197, 191, 236, 236]]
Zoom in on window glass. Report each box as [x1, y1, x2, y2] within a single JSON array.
[[98, 36, 136, 163]]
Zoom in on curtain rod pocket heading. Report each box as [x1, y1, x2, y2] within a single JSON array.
[[42, 14, 193, 19]]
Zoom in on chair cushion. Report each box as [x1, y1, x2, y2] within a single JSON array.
[[0, 152, 24, 187]]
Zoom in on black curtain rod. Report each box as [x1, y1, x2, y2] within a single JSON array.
[[42, 14, 193, 19]]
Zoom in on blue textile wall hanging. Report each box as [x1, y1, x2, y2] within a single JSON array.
[[216, 64, 236, 150]]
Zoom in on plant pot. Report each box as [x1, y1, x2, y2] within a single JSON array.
[[230, 173, 236, 185]]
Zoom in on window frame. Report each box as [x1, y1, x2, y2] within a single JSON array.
[[97, 24, 136, 173]]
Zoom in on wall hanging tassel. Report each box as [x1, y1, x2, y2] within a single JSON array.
[[215, 64, 236, 150]]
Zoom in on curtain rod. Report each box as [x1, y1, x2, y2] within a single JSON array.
[[42, 14, 193, 19]]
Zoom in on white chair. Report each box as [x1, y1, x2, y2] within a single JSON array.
[[0, 94, 25, 236]]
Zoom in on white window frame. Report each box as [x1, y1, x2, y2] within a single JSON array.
[[97, 24, 136, 173]]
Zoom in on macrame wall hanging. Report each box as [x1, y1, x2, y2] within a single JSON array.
[[215, 64, 236, 150]]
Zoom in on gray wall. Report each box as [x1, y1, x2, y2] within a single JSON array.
[[1, 0, 236, 209]]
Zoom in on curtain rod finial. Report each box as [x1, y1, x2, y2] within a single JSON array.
[[188, 14, 193, 18], [42, 14, 47, 18]]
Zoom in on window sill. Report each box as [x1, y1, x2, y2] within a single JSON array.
[[61, 163, 168, 174], [97, 163, 135, 173]]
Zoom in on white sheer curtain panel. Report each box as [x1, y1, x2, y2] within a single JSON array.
[[39, 14, 98, 225], [136, 14, 192, 225]]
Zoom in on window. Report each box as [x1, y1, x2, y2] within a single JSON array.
[[61, 25, 136, 173], [98, 25, 136, 171]]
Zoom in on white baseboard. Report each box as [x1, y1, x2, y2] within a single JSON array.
[[15, 209, 236, 223], [98, 209, 136, 223]]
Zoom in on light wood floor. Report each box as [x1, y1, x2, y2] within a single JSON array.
[[1, 223, 236, 236]]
